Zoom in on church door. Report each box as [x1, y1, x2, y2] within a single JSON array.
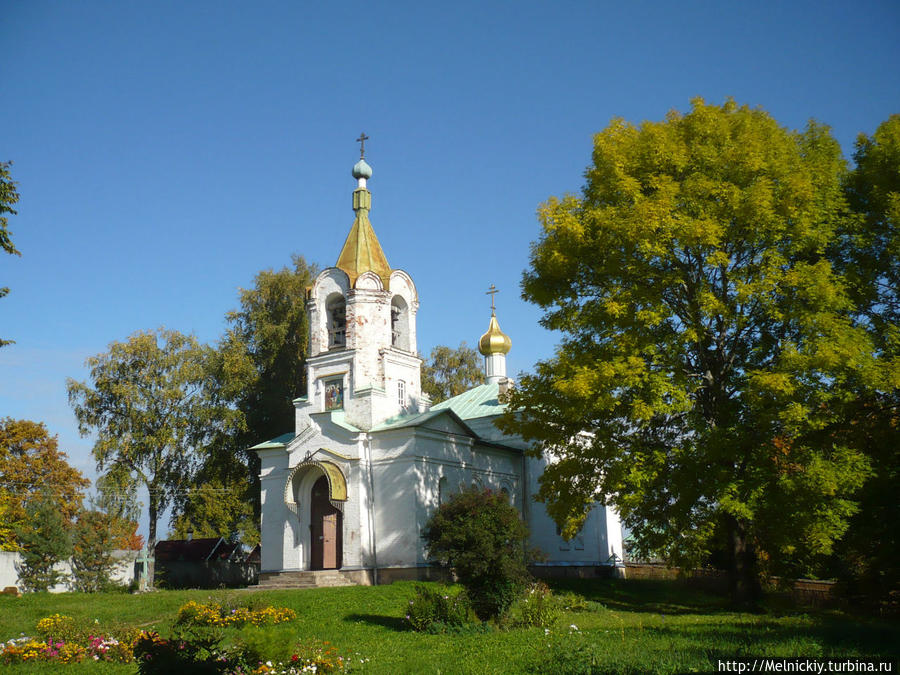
[[310, 475, 342, 570]]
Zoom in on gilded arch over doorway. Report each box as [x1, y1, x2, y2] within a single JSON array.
[[284, 458, 348, 513]]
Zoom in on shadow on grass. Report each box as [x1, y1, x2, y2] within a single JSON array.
[[645, 612, 900, 660], [548, 578, 735, 616], [343, 613, 408, 632]]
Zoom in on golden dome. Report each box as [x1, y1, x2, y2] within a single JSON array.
[[478, 311, 512, 356]]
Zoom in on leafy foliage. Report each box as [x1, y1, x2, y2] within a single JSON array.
[[170, 478, 257, 545], [67, 328, 236, 584], [842, 114, 900, 328], [499, 99, 877, 603], [175, 255, 318, 544], [421, 342, 485, 403], [0, 418, 89, 550], [14, 491, 73, 592], [404, 584, 472, 632], [423, 488, 531, 620], [0, 160, 20, 348], [828, 115, 900, 599], [508, 581, 560, 628]]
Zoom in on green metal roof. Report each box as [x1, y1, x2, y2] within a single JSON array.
[[250, 432, 296, 450], [430, 382, 506, 420], [372, 409, 454, 432], [316, 410, 361, 432]]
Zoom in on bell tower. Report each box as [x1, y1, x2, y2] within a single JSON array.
[[297, 139, 427, 432]]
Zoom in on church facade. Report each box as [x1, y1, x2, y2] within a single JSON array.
[[254, 152, 623, 583]]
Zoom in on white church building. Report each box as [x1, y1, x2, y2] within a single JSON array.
[[254, 149, 623, 585]]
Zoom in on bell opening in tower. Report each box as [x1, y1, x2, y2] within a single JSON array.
[[327, 294, 346, 349]]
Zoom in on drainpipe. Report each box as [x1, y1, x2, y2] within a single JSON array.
[[521, 448, 530, 570], [363, 432, 379, 585]]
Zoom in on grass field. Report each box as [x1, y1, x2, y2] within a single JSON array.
[[0, 579, 896, 674]]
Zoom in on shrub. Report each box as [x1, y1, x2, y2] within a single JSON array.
[[553, 590, 591, 612], [134, 630, 231, 675], [510, 581, 559, 628], [404, 584, 472, 632], [423, 487, 531, 621]]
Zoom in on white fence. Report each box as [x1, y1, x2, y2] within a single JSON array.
[[0, 550, 138, 593]]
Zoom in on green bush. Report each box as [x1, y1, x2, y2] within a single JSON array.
[[509, 581, 559, 628], [423, 487, 531, 621], [404, 584, 471, 632], [553, 590, 591, 612], [134, 629, 236, 675]]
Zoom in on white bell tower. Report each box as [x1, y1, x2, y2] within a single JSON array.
[[296, 140, 428, 432]]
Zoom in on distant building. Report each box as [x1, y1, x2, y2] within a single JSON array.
[[255, 150, 623, 586], [154, 537, 257, 588]]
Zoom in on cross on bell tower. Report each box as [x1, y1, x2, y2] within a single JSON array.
[[356, 132, 369, 159]]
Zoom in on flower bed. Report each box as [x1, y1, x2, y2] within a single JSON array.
[[1, 632, 135, 665], [1, 606, 360, 671], [176, 600, 297, 628]]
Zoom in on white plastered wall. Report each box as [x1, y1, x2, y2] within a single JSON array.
[[258, 420, 366, 573]]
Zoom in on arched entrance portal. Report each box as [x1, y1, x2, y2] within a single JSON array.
[[283, 459, 348, 571], [310, 475, 342, 569]]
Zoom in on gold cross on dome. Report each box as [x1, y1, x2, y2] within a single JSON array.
[[356, 132, 369, 159], [486, 284, 499, 311]]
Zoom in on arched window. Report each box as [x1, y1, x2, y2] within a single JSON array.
[[327, 294, 346, 348], [390, 296, 409, 350]]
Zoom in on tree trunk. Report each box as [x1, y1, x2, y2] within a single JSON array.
[[726, 516, 761, 609], [147, 492, 157, 589]]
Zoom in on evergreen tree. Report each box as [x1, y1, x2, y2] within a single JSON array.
[[71, 509, 120, 592], [15, 492, 72, 592]]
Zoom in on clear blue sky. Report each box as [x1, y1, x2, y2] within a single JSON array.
[[2, 1, 898, 539]]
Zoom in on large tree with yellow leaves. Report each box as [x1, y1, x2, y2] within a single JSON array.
[[500, 99, 879, 605]]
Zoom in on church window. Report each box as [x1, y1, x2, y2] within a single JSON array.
[[438, 477, 448, 505], [324, 379, 344, 411], [327, 295, 346, 348], [556, 523, 584, 551], [556, 524, 570, 551], [390, 296, 409, 350], [398, 380, 406, 407]]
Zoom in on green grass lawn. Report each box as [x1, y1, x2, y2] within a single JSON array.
[[0, 579, 896, 674]]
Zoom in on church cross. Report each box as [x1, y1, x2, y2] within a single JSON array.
[[486, 284, 499, 311], [356, 132, 369, 159]]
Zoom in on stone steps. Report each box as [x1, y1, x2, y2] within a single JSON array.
[[254, 569, 359, 590]]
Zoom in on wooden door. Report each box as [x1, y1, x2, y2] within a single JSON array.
[[310, 475, 342, 570]]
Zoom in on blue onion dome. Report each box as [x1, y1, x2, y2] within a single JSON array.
[[352, 159, 373, 180]]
